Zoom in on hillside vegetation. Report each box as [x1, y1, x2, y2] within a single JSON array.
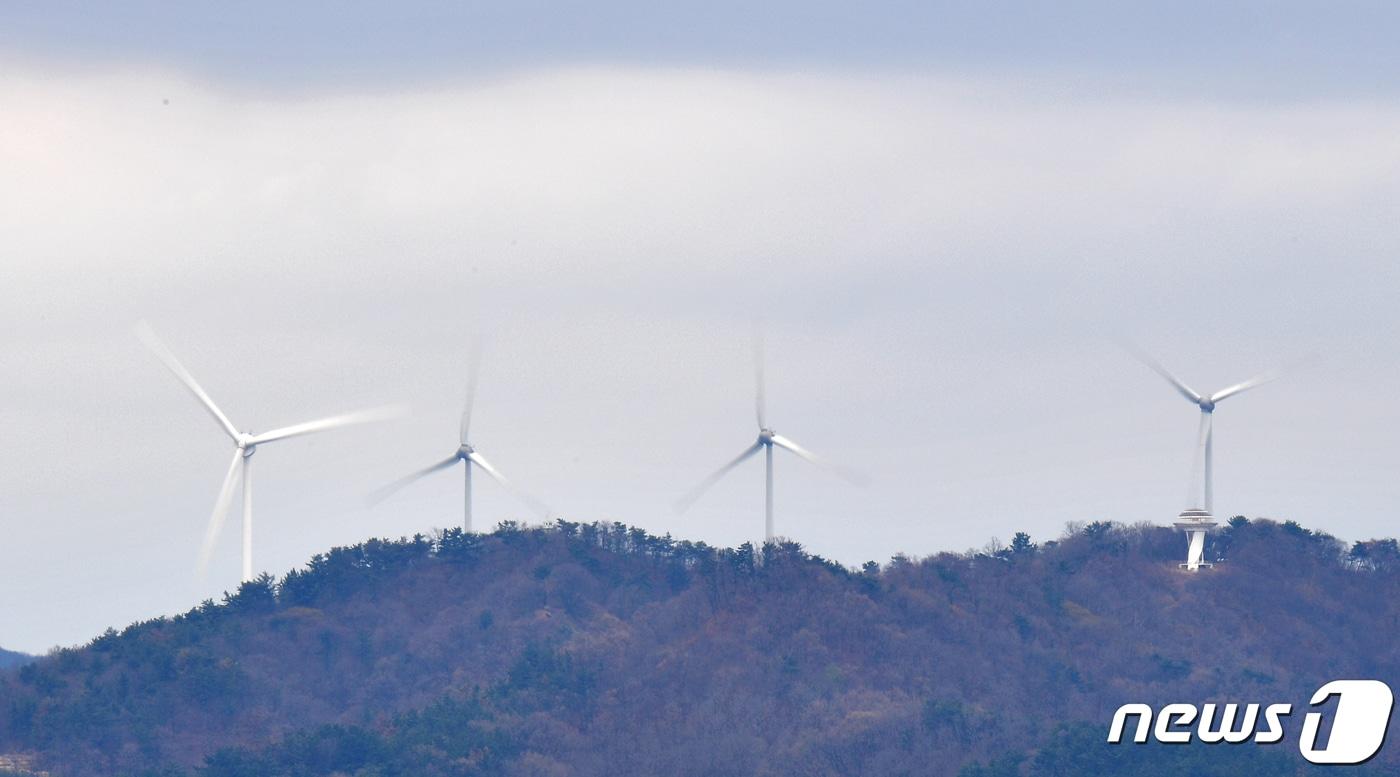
[[1, 517, 1398, 776], [0, 650, 31, 671]]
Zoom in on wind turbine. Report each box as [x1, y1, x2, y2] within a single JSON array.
[[675, 331, 863, 541], [1127, 346, 1283, 514], [136, 321, 403, 584], [370, 345, 549, 530]]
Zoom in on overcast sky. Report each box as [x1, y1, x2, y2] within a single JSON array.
[[3, 4, 1399, 653]]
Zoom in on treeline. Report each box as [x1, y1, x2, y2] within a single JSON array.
[[0, 517, 1397, 776], [0, 649, 32, 671]]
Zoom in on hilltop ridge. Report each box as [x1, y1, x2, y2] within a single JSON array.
[[0, 649, 31, 671], [1, 517, 1397, 776]]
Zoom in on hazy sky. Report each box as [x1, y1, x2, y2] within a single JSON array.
[[3, 4, 1400, 653]]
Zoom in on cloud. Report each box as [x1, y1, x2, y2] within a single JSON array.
[[5, 2, 1400, 97], [6, 67, 1399, 304]]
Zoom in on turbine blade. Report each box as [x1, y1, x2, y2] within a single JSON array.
[[1120, 341, 1203, 405], [460, 338, 484, 445], [467, 450, 552, 517], [753, 324, 767, 430], [368, 455, 461, 505], [769, 433, 869, 486], [1210, 369, 1282, 404], [674, 441, 764, 514], [135, 321, 240, 440], [249, 404, 406, 445], [197, 449, 244, 576]]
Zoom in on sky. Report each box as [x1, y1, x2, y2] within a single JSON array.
[[3, 4, 1400, 653]]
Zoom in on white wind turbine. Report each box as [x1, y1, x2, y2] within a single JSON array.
[[1128, 346, 1284, 514], [370, 346, 549, 530], [675, 332, 864, 541], [137, 322, 404, 584]]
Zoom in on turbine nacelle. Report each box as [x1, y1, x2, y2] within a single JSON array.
[[1198, 399, 1216, 413], [758, 428, 776, 445], [237, 433, 257, 454], [457, 444, 475, 459]]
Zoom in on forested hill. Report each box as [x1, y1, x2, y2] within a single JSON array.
[[0, 649, 30, 670], [2, 517, 1398, 777]]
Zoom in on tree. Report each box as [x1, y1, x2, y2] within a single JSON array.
[[1010, 532, 1036, 556]]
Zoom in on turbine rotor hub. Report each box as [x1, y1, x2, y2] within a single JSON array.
[[459, 444, 474, 458], [1199, 399, 1216, 412], [759, 429, 775, 444]]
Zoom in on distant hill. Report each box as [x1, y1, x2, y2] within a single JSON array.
[[1, 517, 1397, 776], [0, 648, 31, 670]]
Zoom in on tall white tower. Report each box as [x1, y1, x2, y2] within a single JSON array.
[[1174, 508, 1217, 571]]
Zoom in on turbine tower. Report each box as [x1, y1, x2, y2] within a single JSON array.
[[370, 345, 549, 530], [1128, 346, 1282, 514], [675, 331, 863, 541], [136, 322, 403, 584]]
